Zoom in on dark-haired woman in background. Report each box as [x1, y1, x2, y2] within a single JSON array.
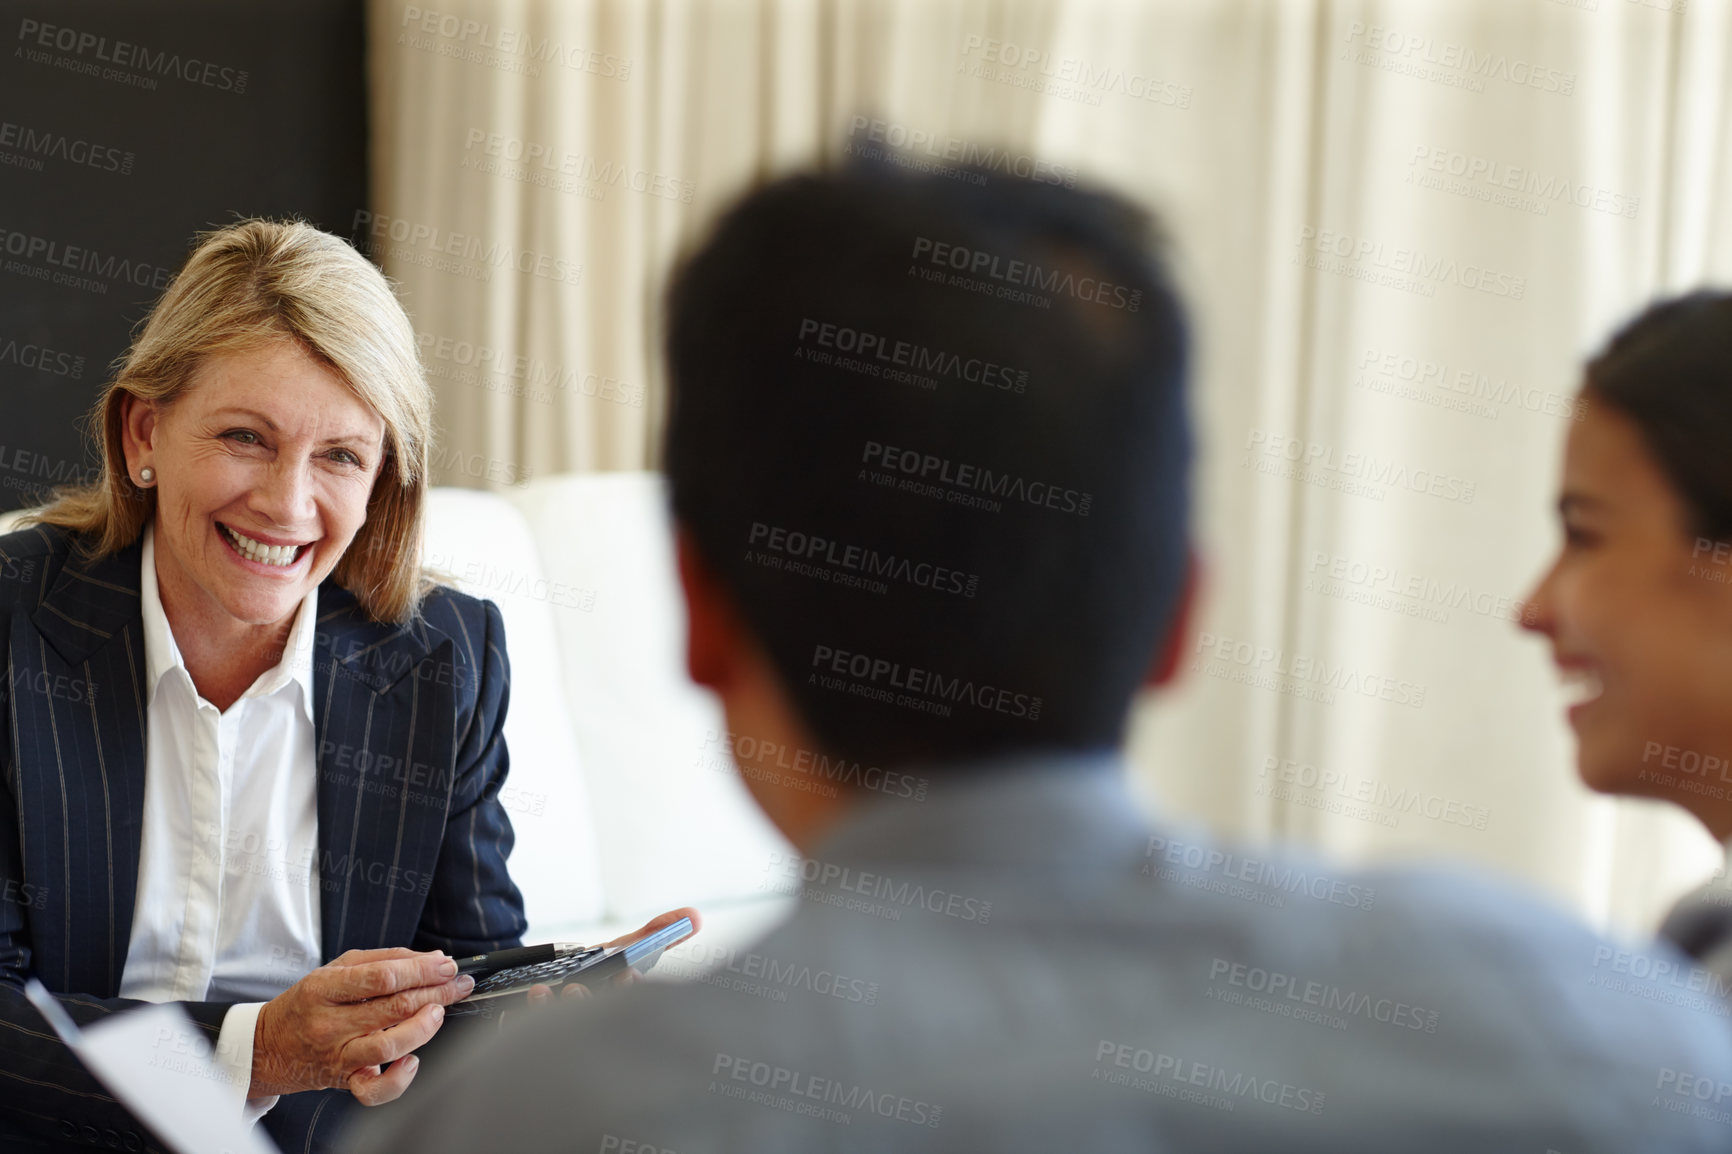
[[1522, 291, 1732, 977]]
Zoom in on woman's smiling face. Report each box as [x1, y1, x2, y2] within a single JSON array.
[[123, 338, 387, 630], [1522, 396, 1732, 822]]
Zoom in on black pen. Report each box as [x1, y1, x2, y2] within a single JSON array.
[[452, 942, 594, 977]]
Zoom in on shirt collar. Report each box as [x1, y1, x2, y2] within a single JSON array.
[[139, 523, 319, 719], [810, 749, 1145, 872]]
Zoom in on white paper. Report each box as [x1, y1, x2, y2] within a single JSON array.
[[25, 979, 281, 1154]]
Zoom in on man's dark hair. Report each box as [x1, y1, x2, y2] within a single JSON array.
[[1586, 291, 1732, 541], [663, 159, 1192, 770]]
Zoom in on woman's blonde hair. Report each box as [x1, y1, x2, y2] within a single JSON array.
[[30, 218, 433, 624]]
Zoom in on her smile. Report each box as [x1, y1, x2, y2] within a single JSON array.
[[217, 521, 313, 570]]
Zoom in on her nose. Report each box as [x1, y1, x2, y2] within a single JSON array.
[[251, 455, 317, 529], [1518, 560, 1559, 638]]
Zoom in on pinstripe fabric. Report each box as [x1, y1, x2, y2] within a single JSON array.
[[0, 525, 527, 1153]]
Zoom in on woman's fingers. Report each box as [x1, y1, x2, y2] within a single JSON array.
[[603, 907, 702, 950], [348, 973, 473, 1034], [322, 952, 461, 1006], [342, 1001, 446, 1071], [331, 947, 423, 966], [349, 1054, 420, 1107]]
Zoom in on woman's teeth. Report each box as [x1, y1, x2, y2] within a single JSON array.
[[222, 524, 303, 568], [1560, 668, 1604, 707]]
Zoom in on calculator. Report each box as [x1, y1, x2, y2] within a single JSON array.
[[456, 917, 695, 1003]]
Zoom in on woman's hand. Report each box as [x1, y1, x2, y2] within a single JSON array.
[[250, 947, 474, 1104], [526, 907, 703, 1006]]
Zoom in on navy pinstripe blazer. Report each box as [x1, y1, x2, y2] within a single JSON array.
[[0, 524, 528, 1153]]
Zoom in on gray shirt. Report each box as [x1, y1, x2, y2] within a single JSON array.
[[350, 754, 1732, 1153], [1661, 836, 1732, 982]]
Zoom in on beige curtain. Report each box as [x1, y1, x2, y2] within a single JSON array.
[[369, 0, 1732, 933]]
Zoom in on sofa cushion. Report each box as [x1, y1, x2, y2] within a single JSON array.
[[423, 488, 607, 933], [506, 473, 795, 925]]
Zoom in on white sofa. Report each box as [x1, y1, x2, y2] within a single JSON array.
[[0, 476, 796, 958], [424, 473, 794, 952]]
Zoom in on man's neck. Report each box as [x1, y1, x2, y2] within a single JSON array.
[[747, 761, 858, 855]]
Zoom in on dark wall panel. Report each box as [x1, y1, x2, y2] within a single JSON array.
[[0, 0, 367, 512]]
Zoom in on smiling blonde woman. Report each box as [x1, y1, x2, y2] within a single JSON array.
[[41, 220, 432, 623], [0, 220, 524, 1151]]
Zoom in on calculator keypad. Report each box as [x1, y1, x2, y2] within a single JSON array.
[[470, 947, 607, 997]]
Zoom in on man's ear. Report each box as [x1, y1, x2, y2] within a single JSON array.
[[1144, 547, 1201, 690], [675, 527, 737, 691]]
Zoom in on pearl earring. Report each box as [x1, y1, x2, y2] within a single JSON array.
[[139, 466, 154, 485]]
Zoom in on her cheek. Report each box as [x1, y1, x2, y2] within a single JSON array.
[[1550, 572, 1594, 640], [319, 469, 372, 507]]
